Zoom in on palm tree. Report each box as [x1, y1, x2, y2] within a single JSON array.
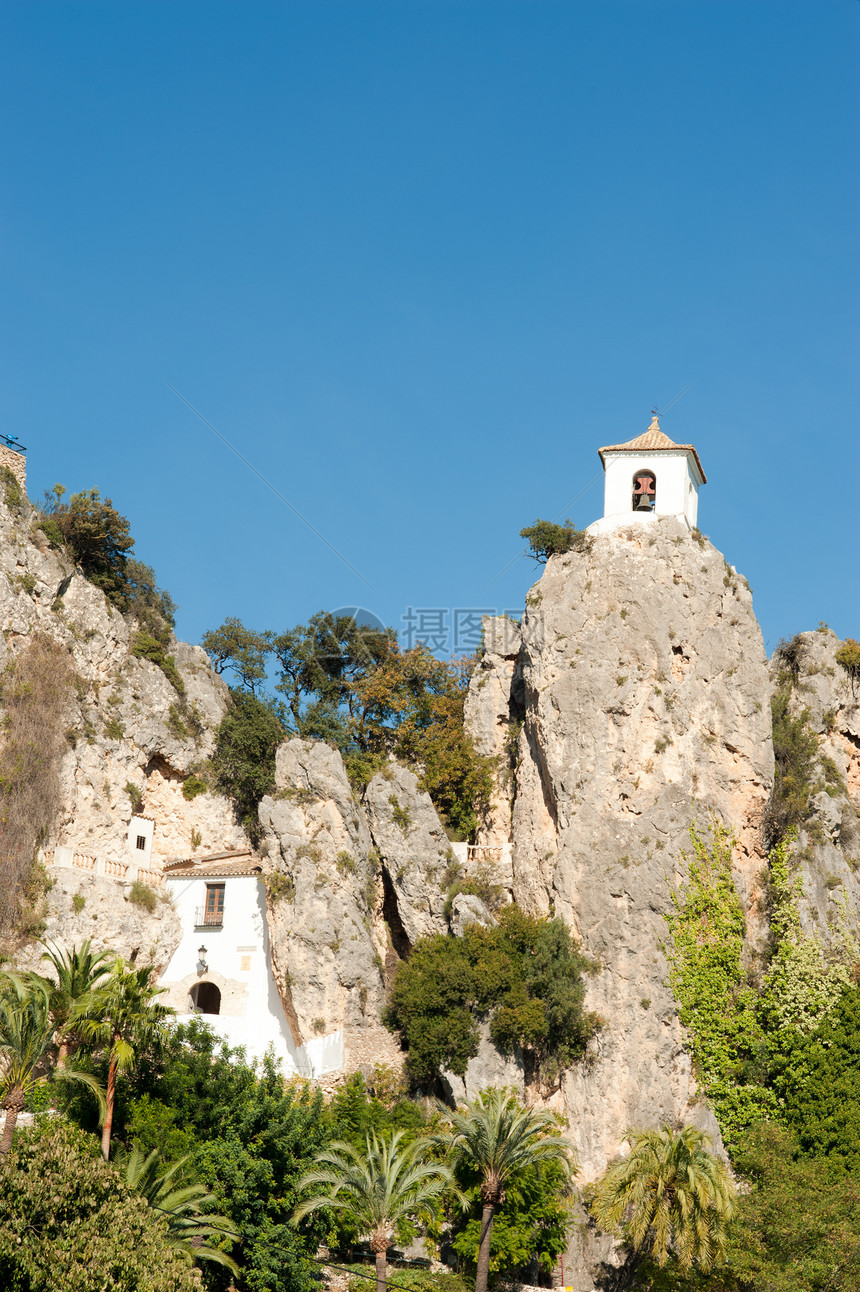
[[293, 1130, 459, 1292], [120, 1144, 240, 1274], [80, 959, 172, 1160], [0, 972, 105, 1155], [434, 1087, 574, 1292], [590, 1124, 737, 1289], [40, 940, 112, 1068]]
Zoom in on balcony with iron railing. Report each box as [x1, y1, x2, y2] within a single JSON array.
[[194, 908, 224, 929]]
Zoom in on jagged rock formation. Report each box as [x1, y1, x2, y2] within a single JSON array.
[[769, 627, 860, 939], [363, 765, 451, 947], [258, 739, 387, 1047], [258, 743, 451, 1069], [465, 521, 773, 1222], [3, 462, 858, 1289]]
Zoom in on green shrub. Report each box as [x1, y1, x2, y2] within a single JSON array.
[[123, 781, 144, 813], [72, 892, 86, 914], [443, 860, 505, 918], [128, 881, 158, 913], [769, 681, 820, 842], [519, 517, 592, 563], [0, 1121, 198, 1292], [132, 631, 185, 695], [182, 773, 208, 800], [213, 689, 285, 840], [266, 871, 296, 903], [347, 1271, 470, 1292], [0, 464, 23, 509], [836, 637, 860, 695], [104, 715, 125, 741], [384, 906, 598, 1086]]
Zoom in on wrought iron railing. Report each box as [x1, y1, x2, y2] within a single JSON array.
[[195, 907, 224, 928], [0, 433, 26, 454]]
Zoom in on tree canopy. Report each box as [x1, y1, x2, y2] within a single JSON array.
[[519, 517, 591, 564], [0, 1120, 198, 1292], [204, 611, 496, 838], [383, 907, 598, 1086]]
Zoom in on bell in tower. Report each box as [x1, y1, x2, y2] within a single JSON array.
[[632, 470, 656, 510]]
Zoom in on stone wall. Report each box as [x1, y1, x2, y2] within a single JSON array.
[[0, 445, 26, 491]]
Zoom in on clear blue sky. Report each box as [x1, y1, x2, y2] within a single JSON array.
[[1, 0, 857, 658]]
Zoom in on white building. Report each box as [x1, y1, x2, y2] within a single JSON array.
[[158, 851, 342, 1078], [588, 414, 706, 535]]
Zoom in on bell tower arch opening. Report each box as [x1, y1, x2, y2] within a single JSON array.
[[632, 469, 656, 511]]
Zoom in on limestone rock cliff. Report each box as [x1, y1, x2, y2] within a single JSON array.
[[0, 484, 250, 964], [769, 627, 860, 939], [466, 520, 773, 1208], [258, 742, 451, 1071]]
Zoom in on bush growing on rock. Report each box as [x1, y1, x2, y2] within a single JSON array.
[[519, 517, 591, 563], [384, 907, 598, 1086]]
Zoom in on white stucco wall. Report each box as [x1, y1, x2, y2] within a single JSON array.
[[590, 450, 702, 534], [127, 815, 154, 866], [159, 875, 343, 1077]]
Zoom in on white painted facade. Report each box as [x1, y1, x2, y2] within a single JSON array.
[[159, 872, 343, 1078], [127, 815, 154, 866], [588, 417, 706, 535]]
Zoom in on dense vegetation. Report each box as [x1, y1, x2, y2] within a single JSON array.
[[661, 820, 860, 1290], [0, 1120, 198, 1292], [205, 611, 495, 838], [383, 907, 598, 1087], [38, 483, 183, 692]]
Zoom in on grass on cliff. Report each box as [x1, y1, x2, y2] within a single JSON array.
[[0, 635, 74, 942]]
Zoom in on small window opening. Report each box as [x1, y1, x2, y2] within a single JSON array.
[[190, 982, 221, 1015], [632, 469, 656, 511], [135, 835, 146, 851]]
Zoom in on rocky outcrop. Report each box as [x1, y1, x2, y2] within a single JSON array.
[[258, 739, 389, 1047], [463, 616, 523, 845], [363, 765, 450, 948], [0, 484, 247, 963], [258, 744, 453, 1069], [17, 869, 182, 975], [464, 519, 772, 1284], [769, 627, 860, 940]]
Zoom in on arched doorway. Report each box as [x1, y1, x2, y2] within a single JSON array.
[[190, 981, 221, 1015]]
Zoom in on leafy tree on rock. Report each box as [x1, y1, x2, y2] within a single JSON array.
[[46, 486, 136, 608], [590, 1124, 736, 1290], [0, 972, 104, 1155], [519, 517, 591, 564], [384, 907, 598, 1087], [434, 1088, 573, 1292], [202, 617, 274, 695], [212, 687, 286, 837], [293, 1129, 459, 1292]]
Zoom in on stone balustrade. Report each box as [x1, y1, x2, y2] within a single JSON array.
[[42, 846, 164, 888]]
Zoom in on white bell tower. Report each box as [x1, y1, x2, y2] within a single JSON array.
[[588, 414, 706, 535]]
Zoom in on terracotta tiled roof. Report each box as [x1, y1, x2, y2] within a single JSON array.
[[164, 850, 263, 879], [598, 416, 706, 482]]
